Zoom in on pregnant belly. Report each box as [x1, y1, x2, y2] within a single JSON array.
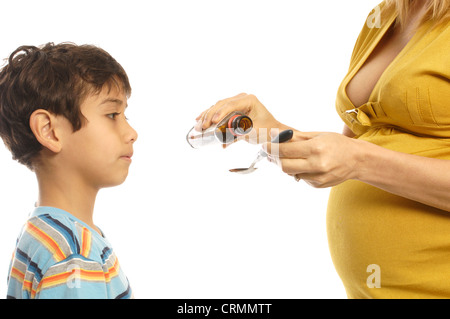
[[327, 179, 450, 298]]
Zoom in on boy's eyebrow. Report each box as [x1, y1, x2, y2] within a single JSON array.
[[98, 98, 128, 108]]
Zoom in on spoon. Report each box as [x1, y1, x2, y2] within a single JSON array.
[[229, 129, 294, 174]]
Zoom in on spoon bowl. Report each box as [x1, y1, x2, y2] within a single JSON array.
[[229, 167, 258, 174]]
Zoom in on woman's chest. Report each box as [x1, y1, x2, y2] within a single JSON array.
[[346, 25, 414, 108]]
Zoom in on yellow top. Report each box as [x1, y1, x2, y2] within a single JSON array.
[[327, 1, 450, 298]]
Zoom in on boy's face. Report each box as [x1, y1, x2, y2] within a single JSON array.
[[59, 84, 138, 189]]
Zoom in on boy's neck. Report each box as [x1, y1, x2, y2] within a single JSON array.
[[35, 166, 102, 235]]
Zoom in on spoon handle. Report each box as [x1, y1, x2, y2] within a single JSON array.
[[271, 129, 294, 143]]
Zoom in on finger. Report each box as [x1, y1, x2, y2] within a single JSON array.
[[194, 110, 209, 131], [292, 173, 332, 188], [195, 94, 245, 128], [204, 93, 257, 129], [275, 158, 313, 175], [196, 110, 208, 121], [193, 108, 213, 132], [201, 93, 248, 129], [263, 140, 313, 159], [267, 156, 311, 174], [269, 129, 322, 143], [290, 131, 322, 142]]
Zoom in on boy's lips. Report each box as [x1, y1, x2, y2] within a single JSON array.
[[120, 152, 133, 162]]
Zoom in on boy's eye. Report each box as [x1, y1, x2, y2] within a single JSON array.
[[107, 112, 120, 120]]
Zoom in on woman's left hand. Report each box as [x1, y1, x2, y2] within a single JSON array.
[[262, 131, 363, 188]]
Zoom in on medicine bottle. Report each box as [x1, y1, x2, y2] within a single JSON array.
[[187, 111, 253, 148]]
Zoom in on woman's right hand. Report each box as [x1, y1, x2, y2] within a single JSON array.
[[195, 93, 291, 145]]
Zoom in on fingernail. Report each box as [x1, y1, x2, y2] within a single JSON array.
[[267, 155, 277, 165], [212, 113, 220, 123], [195, 120, 203, 131]]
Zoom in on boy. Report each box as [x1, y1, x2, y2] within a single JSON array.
[[0, 42, 138, 299]]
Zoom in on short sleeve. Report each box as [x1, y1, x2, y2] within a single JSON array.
[[35, 255, 108, 299]]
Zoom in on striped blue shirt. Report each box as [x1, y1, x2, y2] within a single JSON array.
[[7, 206, 132, 299]]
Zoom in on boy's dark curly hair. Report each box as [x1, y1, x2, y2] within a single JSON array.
[[0, 42, 131, 170]]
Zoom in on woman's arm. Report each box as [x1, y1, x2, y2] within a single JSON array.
[[264, 131, 450, 212], [356, 139, 450, 212]]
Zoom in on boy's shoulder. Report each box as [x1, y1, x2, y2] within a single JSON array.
[[17, 206, 112, 268]]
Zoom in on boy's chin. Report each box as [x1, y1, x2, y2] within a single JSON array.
[[98, 172, 129, 189]]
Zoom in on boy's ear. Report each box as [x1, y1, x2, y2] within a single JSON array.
[[29, 109, 62, 153]]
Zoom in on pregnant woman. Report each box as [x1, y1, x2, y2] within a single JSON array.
[[195, 0, 450, 298]]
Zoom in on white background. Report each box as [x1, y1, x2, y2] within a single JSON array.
[[0, 0, 381, 298]]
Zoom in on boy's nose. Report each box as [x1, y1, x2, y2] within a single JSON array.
[[129, 126, 138, 144], [125, 122, 138, 144]]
